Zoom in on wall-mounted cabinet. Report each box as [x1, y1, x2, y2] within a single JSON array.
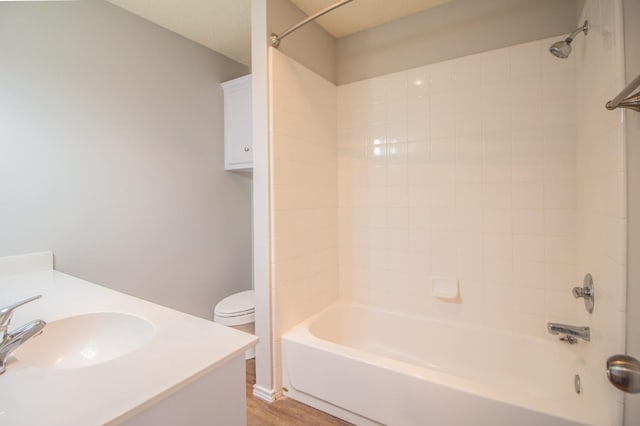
[[221, 75, 252, 171]]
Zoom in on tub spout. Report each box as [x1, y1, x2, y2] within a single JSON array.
[[547, 322, 590, 343]]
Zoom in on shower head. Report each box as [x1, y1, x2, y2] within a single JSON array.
[[549, 40, 573, 59], [549, 20, 589, 59]]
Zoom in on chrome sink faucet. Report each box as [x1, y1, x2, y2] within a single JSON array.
[[547, 322, 590, 344], [0, 295, 46, 374]]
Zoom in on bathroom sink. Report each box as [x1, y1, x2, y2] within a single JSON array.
[[14, 312, 155, 369]]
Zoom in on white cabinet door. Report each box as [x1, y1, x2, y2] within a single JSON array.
[[222, 75, 252, 171]]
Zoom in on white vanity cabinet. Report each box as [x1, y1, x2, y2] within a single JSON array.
[[221, 74, 252, 171], [0, 252, 257, 426]]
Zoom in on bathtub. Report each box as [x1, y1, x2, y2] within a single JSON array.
[[282, 303, 602, 426]]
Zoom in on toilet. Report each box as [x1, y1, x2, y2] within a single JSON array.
[[214, 290, 255, 359]]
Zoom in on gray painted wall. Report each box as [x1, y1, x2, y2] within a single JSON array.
[[267, 0, 336, 83], [335, 0, 578, 84], [0, 0, 252, 319], [263, 0, 577, 85], [623, 0, 640, 423]]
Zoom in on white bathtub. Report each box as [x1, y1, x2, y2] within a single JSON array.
[[282, 303, 601, 426]]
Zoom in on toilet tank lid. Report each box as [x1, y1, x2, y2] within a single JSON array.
[[215, 290, 255, 315]]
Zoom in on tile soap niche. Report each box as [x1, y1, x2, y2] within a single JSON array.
[[432, 277, 459, 302]]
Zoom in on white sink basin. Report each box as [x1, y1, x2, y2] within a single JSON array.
[[14, 312, 155, 369]]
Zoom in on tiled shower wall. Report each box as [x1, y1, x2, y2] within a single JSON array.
[[270, 48, 339, 356], [575, 0, 627, 420], [337, 37, 581, 337]]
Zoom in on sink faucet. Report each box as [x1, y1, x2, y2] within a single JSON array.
[[0, 295, 46, 374], [547, 322, 590, 344]]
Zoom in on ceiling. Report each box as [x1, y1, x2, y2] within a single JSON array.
[[106, 0, 252, 65], [107, 0, 453, 66], [289, 0, 452, 38]]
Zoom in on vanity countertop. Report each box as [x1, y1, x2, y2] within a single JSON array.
[[0, 252, 257, 425]]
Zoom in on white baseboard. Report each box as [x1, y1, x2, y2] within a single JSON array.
[[252, 384, 276, 403]]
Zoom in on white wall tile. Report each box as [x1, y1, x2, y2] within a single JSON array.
[[514, 287, 546, 315], [542, 96, 576, 127], [481, 48, 510, 83], [271, 50, 339, 337], [333, 37, 594, 338], [545, 262, 574, 290], [512, 129, 545, 182], [484, 283, 513, 308], [407, 66, 429, 97], [482, 132, 512, 183], [509, 41, 541, 79], [456, 182, 483, 208], [455, 135, 483, 183], [429, 61, 457, 93], [514, 261, 545, 288], [482, 105, 511, 134], [545, 210, 576, 236], [513, 209, 545, 235], [513, 313, 546, 337], [455, 108, 482, 137], [455, 55, 482, 89], [430, 91, 456, 117], [430, 180, 456, 208], [430, 114, 456, 139], [545, 236, 575, 264], [544, 181, 576, 209], [513, 181, 545, 209], [483, 209, 512, 234], [407, 96, 429, 141], [514, 235, 546, 262], [512, 96, 544, 130], [483, 183, 512, 209], [408, 183, 430, 206], [511, 76, 542, 103]]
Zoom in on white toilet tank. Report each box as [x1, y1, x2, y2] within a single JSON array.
[[214, 290, 255, 359]]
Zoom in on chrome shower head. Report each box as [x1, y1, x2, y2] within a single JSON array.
[[549, 40, 573, 59], [549, 20, 589, 59]]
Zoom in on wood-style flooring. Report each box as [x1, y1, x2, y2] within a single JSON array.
[[246, 359, 352, 425]]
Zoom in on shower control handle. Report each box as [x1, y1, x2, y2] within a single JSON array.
[[572, 273, 594, 314], [572, 287, 590, 298]]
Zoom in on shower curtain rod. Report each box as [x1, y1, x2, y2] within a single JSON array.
[[269, 0, 354, 48], [606, 73, 640, 112]]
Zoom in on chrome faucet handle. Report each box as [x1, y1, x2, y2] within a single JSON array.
[[572, 287, 589, 298], [0, 295, 42, 336], [0, 319, 46, 375], [560, 335, 578, 344], [572, 273, 594, 314]]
